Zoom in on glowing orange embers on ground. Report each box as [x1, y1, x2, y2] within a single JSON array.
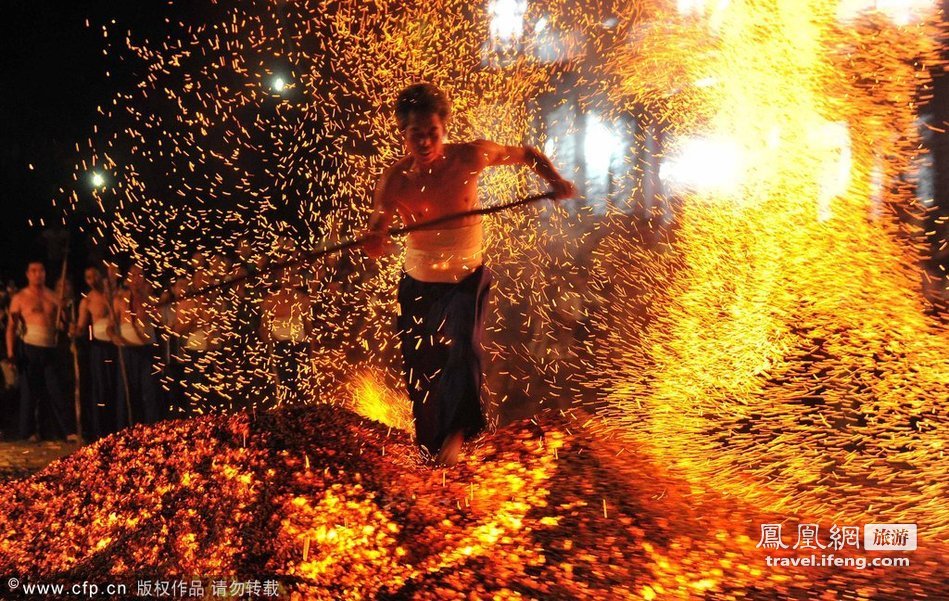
[[0, 407, 945, 598]]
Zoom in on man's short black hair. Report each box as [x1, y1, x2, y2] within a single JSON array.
[[395, 83, 451, 130]]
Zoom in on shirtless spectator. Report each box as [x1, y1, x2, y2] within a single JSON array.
[[113, 264, 162, 426], [4, 260, 73, 441], [172, 257, 224, 411], [72, 265, 118, 439], [260, 267, 314, 405]]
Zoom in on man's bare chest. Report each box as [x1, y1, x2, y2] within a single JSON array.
[[393, 169, 478, 224], [22, 294, 55, 320], [270, 292, 307, 318], [87, 293, 110, 317]]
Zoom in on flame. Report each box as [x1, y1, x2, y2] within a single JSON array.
[[347, 371, 414, 433]]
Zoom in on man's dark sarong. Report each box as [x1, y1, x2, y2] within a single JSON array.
[[116, 344, 161, 428], [271, 340, 309, 405], [88, 340, 118, 438], [17, 342, 70, 440], [177, 347, 224, 414], [397, 265, 491, 456]]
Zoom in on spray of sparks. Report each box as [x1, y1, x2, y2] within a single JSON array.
[[69, 0, 587, 421], [588, 0, 949, 540], [51, 0, 949, 592]]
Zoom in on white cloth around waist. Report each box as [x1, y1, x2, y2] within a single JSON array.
[[270, 315, 308, 343], [22, 323, 56, 348], [92, 319, 111, 342], [183, 329, 209, 351], [120, 322, 154, 346], [404, 222, 484, 283]]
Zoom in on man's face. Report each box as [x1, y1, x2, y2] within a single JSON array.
[[105, 264, 120, 287], [172, 277, 190, 297], [128, 266, 144, 287], [236, 240, 252, 260], [404, 111, 445, 166], [26, 263, 46, 287], [85, 268, 102, 289]]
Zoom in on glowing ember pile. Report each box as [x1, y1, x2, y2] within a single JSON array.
[[0, 406, 945, 599]]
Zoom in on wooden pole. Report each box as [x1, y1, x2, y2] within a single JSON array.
[[164, 191, 560, 306], [70, 302, 83, 443]]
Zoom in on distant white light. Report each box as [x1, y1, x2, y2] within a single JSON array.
[[584, 113, 623, 181], [584, 112, 626, 213], [660, 137, 746, 196], [534, 16, 548, 34], [489, 0, 527, 42], [272, 76, 287, 93], [810, 121, 852, 222], [677, 0, 705, 14], [837, 0, 934, 24], [90, 171, 106, 188], [677, 0, 730, 16]]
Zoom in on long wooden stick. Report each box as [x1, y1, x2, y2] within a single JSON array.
[[163, 191, 558, 306], [54, 246, 69, 346], [70, 302, 83, 443]]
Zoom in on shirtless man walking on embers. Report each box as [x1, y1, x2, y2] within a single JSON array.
[[365, 83, 576, 465]]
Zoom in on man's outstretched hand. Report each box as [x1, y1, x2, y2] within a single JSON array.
[[362, 230, 397, 259]]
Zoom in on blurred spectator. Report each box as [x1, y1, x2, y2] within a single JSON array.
[[73, 265, 118, 439], [260, 267, 313, 405], [4, 260, 73, 441], [113, 264, 162, 426]]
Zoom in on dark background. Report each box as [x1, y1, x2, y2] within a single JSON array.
[[0, 1, 168, 283], [1, 1, 947, 286]]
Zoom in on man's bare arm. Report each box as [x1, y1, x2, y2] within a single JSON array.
[[46, 288, 62, 318], [471, 140, 577, 199], [6, 296, 19, 360], [364, 167, 399, 258], [258, 297, 272, 343], [72, 297, 91, 338]]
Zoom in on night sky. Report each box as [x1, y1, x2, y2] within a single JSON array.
[[0, 1, 167, 284]]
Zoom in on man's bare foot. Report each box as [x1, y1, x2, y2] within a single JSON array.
[[435, 430, 464, 467]]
